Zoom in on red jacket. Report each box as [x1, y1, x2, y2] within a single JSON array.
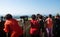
[[4, 19, 23, 37], [30, 19, 40, 35], [45, 18, 53, 28]]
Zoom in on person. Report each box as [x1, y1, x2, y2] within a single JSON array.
[[30, 14, 40, 37], [45, 14, 53, 37], [37, 14, 44, 37], [53, 14, 60, 37], [3, 14, 23, 37], [0, 16, 6, 37]]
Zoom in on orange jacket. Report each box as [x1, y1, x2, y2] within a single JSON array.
[[46, 18, 53, 28], [4, 19, 23, 37], [30, 20, 40, 35]]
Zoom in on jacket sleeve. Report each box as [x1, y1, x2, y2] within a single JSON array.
[[3, 22, 9, 33]]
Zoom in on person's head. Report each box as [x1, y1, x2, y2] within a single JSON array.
[[5, 14, 12, 20], [1, 16, 4, 21], [37, 14, 43, 19], [48, 14, 52, 18], [55, 14, 60, 18], [31, 14, 36, 20], [37, 14, 40, 16], [1, 16, 4, 19], [39, 15, 43, 19], [37, 14, 40, 18]]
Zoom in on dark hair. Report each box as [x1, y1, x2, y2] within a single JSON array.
[[56, 14, 60, 17], [37, 14, 43, 19], [37, 14, 40, 16], [39, 15, 43, 19], [49, 14, 52, 18], [5, 14, 12, 19], [31, 14, 36, 20], [1, 16, 4, 19]]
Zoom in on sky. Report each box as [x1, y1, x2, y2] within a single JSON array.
[[0, 0, 60, 16]]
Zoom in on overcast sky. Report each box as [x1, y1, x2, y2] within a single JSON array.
[[0, 0, 60, 16]]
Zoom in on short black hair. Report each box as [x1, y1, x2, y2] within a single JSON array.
[[31, 14, 36, 20], [5, 14, 12, 19], [1, 16, 4, 19], [49, 14, 52, 18], [39, 15, 43, 19], [56, 14, 60, 17]]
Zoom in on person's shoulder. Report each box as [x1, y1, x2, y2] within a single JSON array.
[[5, 20, 11, 25], [12, 18, 18, 22], [47, 18, 52, 20], [30, 19, 33, 22], [45, 18, 49, 21]]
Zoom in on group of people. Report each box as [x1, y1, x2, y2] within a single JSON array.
[[0, 14, 60, 37], [0, 14, 23, 37], [30, 14, 60, 37]]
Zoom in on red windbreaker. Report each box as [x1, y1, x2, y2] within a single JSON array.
[[4, 19, 23, 37], [30, 19, 40, 35]]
